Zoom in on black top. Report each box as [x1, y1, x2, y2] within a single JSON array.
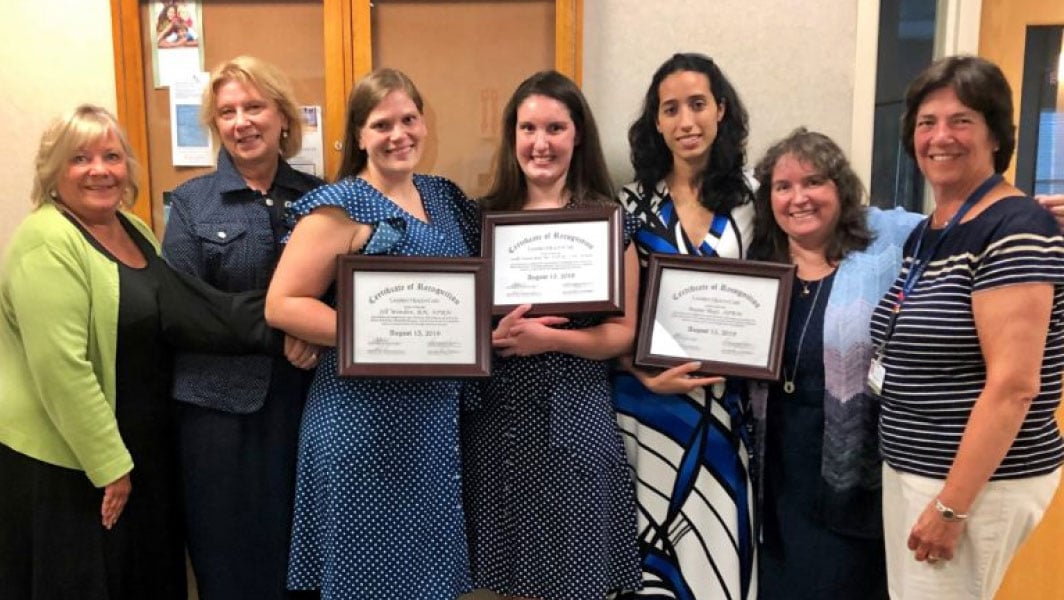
[[68, 213, 187, 598], [760, 271, 888, 600]]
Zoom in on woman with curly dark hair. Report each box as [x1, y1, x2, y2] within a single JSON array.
[[748, 123, 1064, 599], [748, 127, 921, 600], [612, 52, 757, 599]]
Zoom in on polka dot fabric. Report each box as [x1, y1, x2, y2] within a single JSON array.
[[286, 175, 477, 599], [460, 211, 642, 600]]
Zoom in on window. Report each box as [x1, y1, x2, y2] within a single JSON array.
[[869, 0, 936, 210], [1016, 25, 1064, 196]]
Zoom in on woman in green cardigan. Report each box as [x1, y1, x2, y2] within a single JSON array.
[[0, 105, 293, 599]]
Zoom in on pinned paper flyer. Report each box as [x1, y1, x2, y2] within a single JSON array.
[[290, 105, 325, 178], [151, 1, 205, 88], [169, 72, 213, 167]]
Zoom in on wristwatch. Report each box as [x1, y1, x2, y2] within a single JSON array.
[[934, 498, 969, 521]]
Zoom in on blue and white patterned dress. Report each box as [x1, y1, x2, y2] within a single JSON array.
[[285, 175, 478, 599], [612, 180, 757, 600]]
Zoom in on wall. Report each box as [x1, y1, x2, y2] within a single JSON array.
[[0, 1, 117, 250], [0, 1, 870, 250], [584, 0, 862, 187]]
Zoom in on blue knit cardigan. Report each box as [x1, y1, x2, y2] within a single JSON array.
[[751, 207, 922, 538]]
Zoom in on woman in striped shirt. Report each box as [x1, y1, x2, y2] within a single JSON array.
[[869, 55, 1064, 600]]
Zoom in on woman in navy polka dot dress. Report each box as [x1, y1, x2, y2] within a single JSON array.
[[461, 71, 642, 600], [265, 69, 478, 599]]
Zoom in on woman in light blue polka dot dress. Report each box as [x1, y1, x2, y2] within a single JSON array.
[[461, 71, 642, 600], [265, 69, 478, 599]]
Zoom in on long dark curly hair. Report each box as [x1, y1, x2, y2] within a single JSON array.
[[628, 53, 753, 213]]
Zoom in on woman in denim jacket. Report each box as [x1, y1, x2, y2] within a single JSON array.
[[162, 56, 321, 600]]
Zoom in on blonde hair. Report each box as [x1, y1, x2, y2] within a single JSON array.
[[31, 104, 140, 209], [200, 55, 303, 158]]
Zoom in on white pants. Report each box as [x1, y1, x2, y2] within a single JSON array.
[[881, 464, 1060, 600]]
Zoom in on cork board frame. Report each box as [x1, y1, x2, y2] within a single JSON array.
[[109, 0, 582, 232]]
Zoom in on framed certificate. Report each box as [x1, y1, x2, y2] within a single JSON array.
[[635, 255, 795, 380], [481, 205, 623, 316], [336, 255, 491, 378]]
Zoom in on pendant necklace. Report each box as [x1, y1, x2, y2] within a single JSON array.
[[790, 255, 832, 296], [782, 274, 826, 394]]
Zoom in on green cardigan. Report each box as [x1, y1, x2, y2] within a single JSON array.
[[0, 203, 158, 487]]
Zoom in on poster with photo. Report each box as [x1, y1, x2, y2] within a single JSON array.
[[151, 0, 204, 88]]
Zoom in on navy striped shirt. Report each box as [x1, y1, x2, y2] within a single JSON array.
[[870, 196, 1064, 480]]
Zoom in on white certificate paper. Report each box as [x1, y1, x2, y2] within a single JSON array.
[[491, 220, 609, 304], [351, 271, 476, 364], [650, 268, 780, 369]]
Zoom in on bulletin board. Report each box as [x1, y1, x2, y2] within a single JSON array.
[[109, 0, 583, 233], [374, 1, 557, 196]]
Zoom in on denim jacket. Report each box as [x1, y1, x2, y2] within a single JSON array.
[[162, 150, 323, 413]]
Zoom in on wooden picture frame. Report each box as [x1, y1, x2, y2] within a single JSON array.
[[635, 254, 795, 380], [481, 205, 623, 316], [336, 255, 491, 378]]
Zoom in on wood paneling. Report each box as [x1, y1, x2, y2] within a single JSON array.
[[110, 0, 153, 225], [978, 0, 1064, 185], [323, 0, 354, 181], [556, 0, 582, 84], [994, 411, 1064, 600]]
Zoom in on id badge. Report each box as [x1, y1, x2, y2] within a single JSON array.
[[867, 357, 885, 395]]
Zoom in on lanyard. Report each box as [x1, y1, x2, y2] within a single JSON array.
[[878, 173, 1002, 347]]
